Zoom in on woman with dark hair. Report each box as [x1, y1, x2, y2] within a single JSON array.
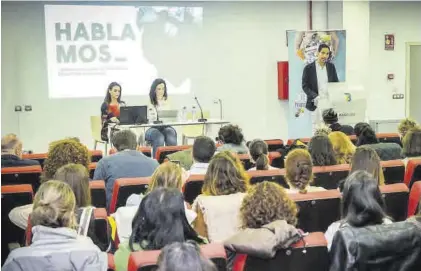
[[216, 124, 248, 154], [354, 122, 370, 138], [308, 135, 337, 166], [157, 241, 217, 271], [114, 188, 205, 271], [100, 82, 124, 142], [402, 127, 421, 166], [325, 170, 391, 250], [248, 139, 277, 170], [356, 125, 379, 146], [145, 78, 177, 158]]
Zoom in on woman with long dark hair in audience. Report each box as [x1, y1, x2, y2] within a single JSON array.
[[308, 135, 337, 166], [325, 170, 392, 250], [100, 82, 124, 142], [349, 146, 385, 186], [3, 181, 107, 270], [248, 139, 277, 170], [356, 125, 379, 146], [114, 188, 206, 271]]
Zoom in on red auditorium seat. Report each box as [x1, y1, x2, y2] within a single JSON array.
[[237, 154, 253, 170], [380, 183, 409, 221], [233, 232, 328, 271], [269, 151, 283, 168], [381, 160, 405, 184], [183, 174, 205, 204], [312, 164, 350, 190], [90, 150, 103, 162], [264, 139, 284, 152], [89, 162, 97, 179], [1, 184, 33, 263], [90, 180, 106, 208], [109, 178, 150, 213], [247, 169, 287, 187], [287, 138, 311, 146], [1, 165, 42, 191], [404, 159, 421, 189], [109, 146, 152, 157], [155, 145, 191, 163], [376, 132, 401, 146], [289, 190, 341, 232], [128, 243, 227, 271], [22, 150, 103, 167], [408, 181, 421, 217], [93, 208, 111, 251]]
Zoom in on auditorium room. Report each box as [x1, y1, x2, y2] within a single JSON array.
[[1, 0, 421, 270]]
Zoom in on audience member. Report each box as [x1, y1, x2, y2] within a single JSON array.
[[166, 148, 193, 170], [190, 136, 216, 174], [353, 122, 370, 139], [398, 118, 418, 139], [328, 131, 356, 164], [314, 125, 332, 136], [157, 241, 217, 271], [224, 182, 300, 268], [356, 125, 379, 146], [285, 149, 325, 193], [349, 146, 385, 186], [322, 108, 354, 135], [325, 171, 392, 250], [308, 135, 337, 166], [93, 130, 158, 209], [248, 139, 277, 171], [402, 127, 421, 166], [193, 151, 249, 242], [3, 180, 107, 270], [216, 124, 248, 154], [114, 188, 206, 271], [1, 134, 40, 167]]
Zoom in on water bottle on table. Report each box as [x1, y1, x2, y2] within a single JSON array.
[[148, 108, 156, 124], [178, 106, 187, 122], [191, 106, 197, 122]]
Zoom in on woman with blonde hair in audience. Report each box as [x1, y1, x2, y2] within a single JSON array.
[[248, 139, 277, 171], [349, 146, 385, 186], [285, 149, 325, 193], [398, 118, 418, 139], [3, 180, 107, 270], [193, 151, 249, 242], [328, 131, 356, 164], [224, 181, 301, 269], [402, 127, 421, 167]]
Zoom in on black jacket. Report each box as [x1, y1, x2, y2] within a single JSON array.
[[302, 61, 339, 111], [1, 155, 40, 168], [329, 221, 421, 271]]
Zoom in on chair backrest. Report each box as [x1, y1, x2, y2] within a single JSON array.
[[405, 159, 421, 189], [376, 132, 401, 146], [313, 164, 350, 190], [264, 139, 284, 152], [380, 183, 409, 221], [128, 243, 227, 271], [381, 160, 405, 184], [233, 232, 329, 271], [91, 150, 103, 162], [287, 138, 311, 146], [155, 145, 191, 163], [90, 180, 107, 208], [94, 208, 111, 251], [408, 181, 421, 217], [109, 147, 152, 158], [247, 169, 287, 188], [22, 153, 47, 167], [289, 190, 341, 232], [183, 174, 205, 204], [89, 163, 97, 179], [91, 115, 103, 142], [109, 177, 150, 213], [1, 165, 42, 192], [1, 185, 33, 263], [269, 152, 284, 168], [238, 154, 253, 170]]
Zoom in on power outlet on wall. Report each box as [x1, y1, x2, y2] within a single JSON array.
[[392, 94, 404, 99], [24, 105, 32, 112]]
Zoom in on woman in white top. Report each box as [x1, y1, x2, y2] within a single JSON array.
[[247, 139, 277, 171], [145, 78, 177, 158], [325, 170, 392, 250], [285, 149, 326, 193]]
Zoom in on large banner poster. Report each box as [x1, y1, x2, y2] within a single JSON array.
[[287, 30, 346, 138]]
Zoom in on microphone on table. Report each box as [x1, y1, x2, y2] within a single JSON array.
[[153, 105, 163, 124], [194, 95, 207, 122]]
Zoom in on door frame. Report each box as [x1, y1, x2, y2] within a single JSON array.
[[405, 42, 421, 117]]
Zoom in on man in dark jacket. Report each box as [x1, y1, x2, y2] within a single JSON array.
[[322, 108, 354, 135], [1, 134, 39, 168]]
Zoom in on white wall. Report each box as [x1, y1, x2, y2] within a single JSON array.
[[1, 1, 307, 152], [368, 1, 421, 120]]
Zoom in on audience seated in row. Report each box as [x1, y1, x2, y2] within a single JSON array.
[[349, 145, 385, 186], [328, 131, 355, 164], [114, 188, 207, 271], [193, 151, 249, 242], [308, 134, 337, 166], [2, 180, 108, 270], [93, 130, 159, 209], [325, 171, 392, 250], [1, 134, 40, 168], [248, 139, 277, 171], [402, 127, 421, 166], [216, 124, 249, 154], [322, 108, 354, 135]]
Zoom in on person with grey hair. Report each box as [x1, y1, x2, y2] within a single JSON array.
[[93, 130, 158, 210], [157, 241, 217, 271]]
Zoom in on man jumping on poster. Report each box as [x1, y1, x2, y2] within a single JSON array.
[[302, 44, 339, 132]]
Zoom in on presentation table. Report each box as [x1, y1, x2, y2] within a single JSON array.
[[108, 119, 230, 148]]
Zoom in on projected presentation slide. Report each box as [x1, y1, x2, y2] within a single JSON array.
[[44, 5, 203, 98]]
